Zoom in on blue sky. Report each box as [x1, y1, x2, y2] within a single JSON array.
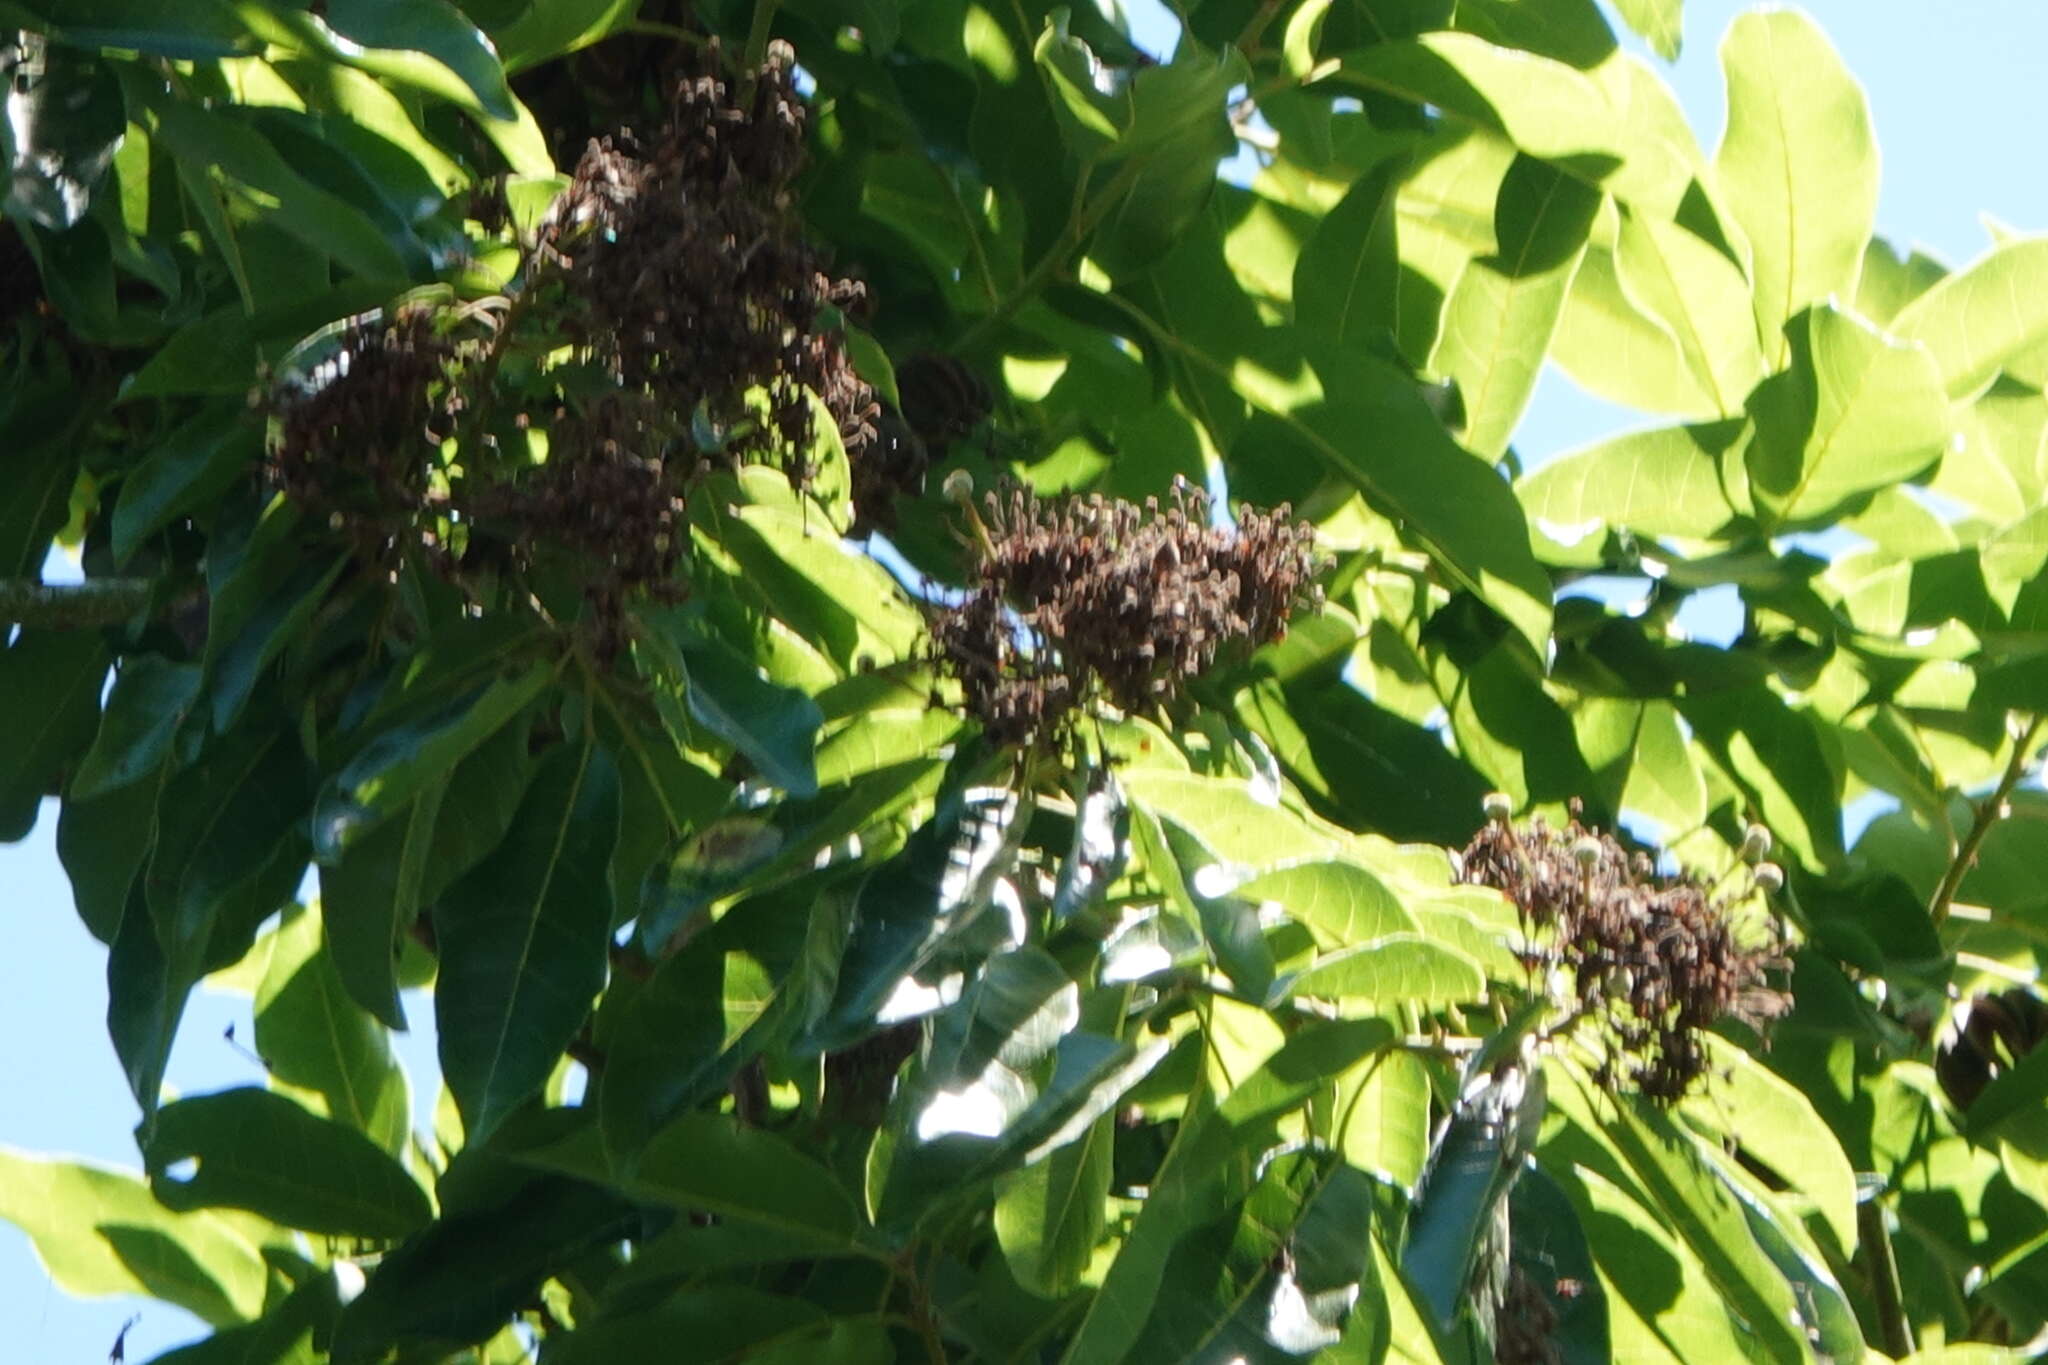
[[8, 3, 2048, 1359]]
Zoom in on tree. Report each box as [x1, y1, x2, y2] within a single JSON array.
[[3, 0, 2046, 1360]]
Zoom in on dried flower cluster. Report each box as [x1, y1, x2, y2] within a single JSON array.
[[554, 44, 875, 469], [1459, 806, 1790, 1102], [267, 309, 455, 567], [933, 481, 1321, 746], [265, 44, 875, 655]]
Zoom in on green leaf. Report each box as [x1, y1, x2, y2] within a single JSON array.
[[145, 99, 413, 285], [1126, 1149, 1372, 1361], [1119, 766, 1338, 867], [1714, 9, 1877, 360], [1893, 237, 2048, 398], [331, 1174, 633, 1361], [434, 742, 620, 1143], [1610, 0, 1681, 60], [1274, 933, 1485, 1007], [805, 771, 1023, 1052], [995, 1105, 1114, 1298], [255, 904, 412, 1154], [1744, 304, 1950, 527], [0, 628, 107, 841], [0, 382, 81, 579], [111, 405, 262, 564], [1432, 153, 1601, 457], [1232, 857, 1418, 945], [1062, 1017, 1393, 1364], [71, 656, 200, 802], [1611, 207, 1766, 416], [1507, 1166, 1612, 1364], [146, 1087, 431, 1239], [19, 0, 258, 57], [58, 778, 159, 943], [312, 661, 549, 860], [1293, 153, 1408, 355], [543, 1289, 844, 1365], [598, 891, 811, 1159], [487, 0, 639, 73], [0, 1148, 267, 1325], [1234, 674, 1494, 846], [293, 0, 520, 122], [1678, 685, 1843, 869], [521, 1112, 866, 1247], [637, 607, 823, 798], [1551, 244, 1722, 417], [1402, 1063, 1543, 1336], [1336, 1049, 1432, 1191], [1556, 1067, 1811, 1363], [319, 780, 442, 1031], [1678, 1037, 1858, 1254]]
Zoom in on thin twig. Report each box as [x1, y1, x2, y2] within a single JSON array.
[[1929, 714, 2044, 925]]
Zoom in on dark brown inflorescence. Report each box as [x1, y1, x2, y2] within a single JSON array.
[[933, 480, 1321, 747], [1459, 805, 1790, 1103], [266, 43, 877, 656], [552, 43, 875, 472], [268, 308, 455, 568]]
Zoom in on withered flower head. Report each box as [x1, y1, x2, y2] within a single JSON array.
[[933, 479, 1321, 747], [552, 45, 874, 475], [266, 307, 453, 566], [1459, 805, 1790, 1103]]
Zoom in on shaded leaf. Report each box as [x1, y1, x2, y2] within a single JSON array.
[[146, 1087, 430, 1240], [434, 742, 620, 1143]]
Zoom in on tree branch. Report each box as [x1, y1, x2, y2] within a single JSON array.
[[1929, 714, 2044, 925], [0, 577, 154, 630]]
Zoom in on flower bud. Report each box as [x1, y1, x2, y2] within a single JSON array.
[[1740, 823, 1773, 864], [1482, 791, 1514, 824], [1753, 862, 1784, 894], [941, 468, 975, 507], [1571, 836, 1603, 870]]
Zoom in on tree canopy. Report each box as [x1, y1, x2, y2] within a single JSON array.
[[3, 0, 2048, 1361]]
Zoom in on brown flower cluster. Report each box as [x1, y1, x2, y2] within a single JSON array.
[[266, 44, 877, 655], [933, 481, 1320, 747], [1459, 806, 1789, 1103], [267, 309, 454, 567], [552, 42, 875, 472]]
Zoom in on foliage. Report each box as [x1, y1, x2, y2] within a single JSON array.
[[3, 0, 2048, 1361]]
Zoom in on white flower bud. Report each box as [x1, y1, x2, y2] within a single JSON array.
[[1740, 823, 1773, 864], [1753, 862, 1784, 894], [1571, 836, 1602, 870], [1482, 791, 1514, 824], [941, 468, 975, 506]]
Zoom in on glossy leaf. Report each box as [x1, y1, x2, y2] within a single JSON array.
[[434, 742, 620, 1143], [146, 1087, 430, 1239], [312, 662, 549, 861], [319, 780, 442, 1031], [0, 629, 107, 841], [255, 904, 412, 1153]]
